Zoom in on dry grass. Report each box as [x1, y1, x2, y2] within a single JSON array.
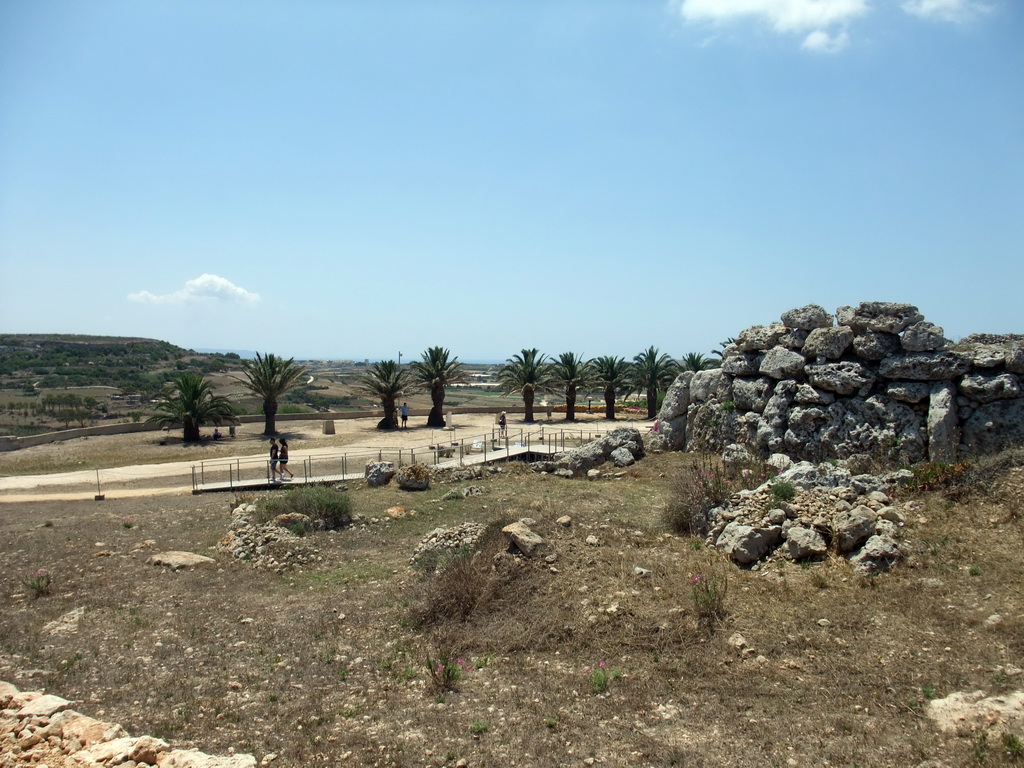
[[2, 448, 1024, 767]]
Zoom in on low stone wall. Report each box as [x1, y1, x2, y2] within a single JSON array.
[[657, 301, 1024, 463]]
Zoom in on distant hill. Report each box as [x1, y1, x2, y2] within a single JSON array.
[[0, 334, 241, 395], [194, 348, 258, 359]]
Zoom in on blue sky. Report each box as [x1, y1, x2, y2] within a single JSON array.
[[1, 0, 1021, 362]]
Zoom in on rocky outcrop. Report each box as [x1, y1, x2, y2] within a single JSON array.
[[409, 523, 485, 568], [364, 461, 396, 487], [658, 302, 1024, 463], [217, 504, 322, 571], [396, 464, 431, 491], [502, 520, 546, 556], [0, 681, 256, 768], [927, 689, 1024, 739], [705, 461, 912, 573], [551, 428, 645, 477]]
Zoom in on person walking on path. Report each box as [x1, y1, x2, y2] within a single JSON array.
[[279, 439, 295, 480], [268, 438, 280, 482], [400, 402, 409, 429], [498, 411, 507, 438]]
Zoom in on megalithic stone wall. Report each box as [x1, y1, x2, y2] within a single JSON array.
[[657, 302, 1024, 464]]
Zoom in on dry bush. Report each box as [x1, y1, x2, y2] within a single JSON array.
[[661, 453, 731, 536], [409, 516, 540, 628]]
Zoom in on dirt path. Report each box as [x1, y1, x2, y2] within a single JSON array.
[[0, 412, 646, 502]]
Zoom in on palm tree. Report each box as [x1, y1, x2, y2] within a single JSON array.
[[550, 352, 593, 422], [591, 355, 632, 420], [410, 346, 466, 428], [146, 372, 237, 442], [238, 352, 308, 436], [498, 348, 553, 423], [680, 351, 718, 372], [358, 360, 410, 429], [632, 346, 679, 419]]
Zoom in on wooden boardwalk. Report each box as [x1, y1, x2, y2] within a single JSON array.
[[190, 432, 572, 494]]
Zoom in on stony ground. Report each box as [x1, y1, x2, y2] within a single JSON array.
[[1, 425, 1023, 767]]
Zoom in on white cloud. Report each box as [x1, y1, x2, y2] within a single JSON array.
[[128, 274, 261, 306], [677, 0, 869, 32], [902, 0, 990, 22], [802, 28, 850, 52]]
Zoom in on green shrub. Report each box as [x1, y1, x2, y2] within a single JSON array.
[[257, 485, 353, 530], [768, 480, 797, 505], [587, 663, 621, 694]]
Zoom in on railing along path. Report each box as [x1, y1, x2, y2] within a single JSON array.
[[189, 425, 627, 493]]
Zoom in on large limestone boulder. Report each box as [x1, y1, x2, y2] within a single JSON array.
[[157, 749, 257, 768], [803, 326, 854, 360], [928, 382, 960, 462], [759, 347, 806, 380], [794, 384, 835, 405], [732, 377, 774, 413], [806, 361, 876, 396], [853, 331, 901, 361], [715, 523, 782, 564], [834, 505, 876, 553], [927, 690, 1024, 738], [736, 323, 786, 352], [656, 372, 693, 450], [959, 373, 1021, 403], [365, 461, 396, 487], [901, 321, 947, 352], [879, 351, 970, 381], [502, 521, 545, 557], [849, 535, 901, 575], [886, 382, 931, 403], [962, 398, 1024, 456], [721, 352, 763, 376], [781, 304, 833, 330], [690, 368, 729, 403], [775, 461, 852, 489], [837, 302, 923, 334], [146, 552, 216, 571], [396, 464, 431, 491], [782, 526, 828, 560], [554, 428, 644, 477]]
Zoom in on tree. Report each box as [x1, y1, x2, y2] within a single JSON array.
[[680, 352, 718, 372], [41, 393, 97, 429], [147, 372, 237, 442], [632, 346, 679, 419], [237, 352, 308, 436], [498, 348, 553, 423], [550, 352, 593, 422], [591, 355, 632, 420], [358, 360, 410, 429], [410, 347, 466, 428]]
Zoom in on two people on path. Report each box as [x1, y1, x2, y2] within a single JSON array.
[[269, 437, 295, 482]]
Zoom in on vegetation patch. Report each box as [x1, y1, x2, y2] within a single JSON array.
[[255, 485, 353, 530]]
